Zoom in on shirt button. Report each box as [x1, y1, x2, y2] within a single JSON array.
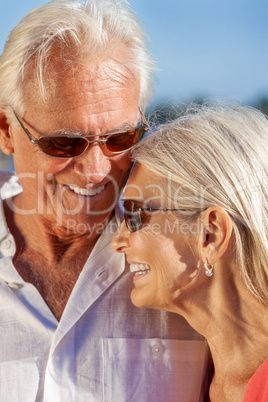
[[152, 344, 163, 355], [0, 235, 15, 257], [1, 238, 11, 249]]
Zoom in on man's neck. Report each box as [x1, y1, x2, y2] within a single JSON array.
[[3, 198, 113, 320]]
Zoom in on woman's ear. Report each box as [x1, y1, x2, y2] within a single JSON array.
[[0, 112, 14, 155], [199, 206, 233, 264]]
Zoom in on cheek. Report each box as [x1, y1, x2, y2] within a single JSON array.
[[111, 152, 133, 171], [131, 233, 187, 286], [109, 153, 133, 191], [40, 159, 72, 175], [153, 249, 179, 286], [13, 138, 71, 174], [129, 232, 169, 269]]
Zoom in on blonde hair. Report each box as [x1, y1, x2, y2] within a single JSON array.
[[132, 104, 268, 304], [0, 0, 156, 114]]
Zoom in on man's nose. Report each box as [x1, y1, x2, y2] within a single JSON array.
[[73, 143, 111, 183], [111, 221, 130, 253]]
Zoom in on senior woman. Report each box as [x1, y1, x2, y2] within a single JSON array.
[[111, 104, 268, 402]]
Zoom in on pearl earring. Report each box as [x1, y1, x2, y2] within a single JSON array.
[[204, 260, 213, 277]]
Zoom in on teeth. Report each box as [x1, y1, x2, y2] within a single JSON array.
[[130, 263, 151, 273], [69, 185, 105, 196]]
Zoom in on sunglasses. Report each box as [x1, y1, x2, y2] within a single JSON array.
[[123, 199, 185, 233], [13, 109, 149, 158]]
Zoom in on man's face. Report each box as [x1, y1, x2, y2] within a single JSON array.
[[8, 45, 141, 233]]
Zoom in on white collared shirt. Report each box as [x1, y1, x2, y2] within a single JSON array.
[[0, 171, 211, 402]]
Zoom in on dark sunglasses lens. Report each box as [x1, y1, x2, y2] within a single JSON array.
[[123, 200, 142, 232], [106, 127, 146, 153], [38, 136, 88, 157], [123, 200, 151, 232]]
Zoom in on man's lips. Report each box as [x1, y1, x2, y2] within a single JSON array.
[[68, 184, 105, 196]]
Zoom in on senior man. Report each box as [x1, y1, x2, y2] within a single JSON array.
[[0, 0, 211, 400]]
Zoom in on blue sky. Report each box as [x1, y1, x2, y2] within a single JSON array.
[[0, 0, 267, 107]]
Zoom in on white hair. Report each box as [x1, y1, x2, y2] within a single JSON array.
[[132, 103, 268, 304], [0, 0, 156, 114]]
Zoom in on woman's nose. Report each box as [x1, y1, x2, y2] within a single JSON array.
[[111, 221, 130, 253]]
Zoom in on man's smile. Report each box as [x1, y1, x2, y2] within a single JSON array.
[[68, 184, 105, 196]]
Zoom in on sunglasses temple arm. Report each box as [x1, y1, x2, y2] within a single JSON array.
[[138, 107, 149, 130], [13, 111, 37, 143]]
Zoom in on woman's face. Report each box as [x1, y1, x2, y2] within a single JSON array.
[[111, 164, 201, 312]]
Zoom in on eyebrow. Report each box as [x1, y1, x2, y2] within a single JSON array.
[[53, 122, 139, 137]]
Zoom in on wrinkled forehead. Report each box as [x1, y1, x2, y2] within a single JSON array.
[[21, 41, 140, 112]]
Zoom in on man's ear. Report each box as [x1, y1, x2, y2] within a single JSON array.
[[199, 206, 233, 264], [0, 112, 14, 155]]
